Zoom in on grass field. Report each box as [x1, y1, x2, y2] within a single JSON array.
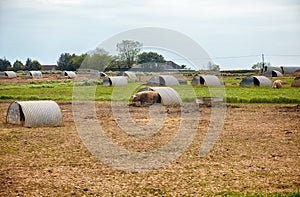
[[0, 78, 299, 104]]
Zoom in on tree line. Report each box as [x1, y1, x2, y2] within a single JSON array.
[[0, 58, 41, 72], [1, 40, 222, 72]]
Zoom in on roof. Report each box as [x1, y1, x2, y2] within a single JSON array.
[[124, 71, 137, 80], [271, 70, 283, 77], [240, 77, 254, 86], [199, 75, 222, 86], [148, 75, 180, 86], [253, 76, 272, 86], [103, 76, 128, 86], [291, 77, 300, 87], [6, 100, 63, 127], [149, 87, 183, 105]]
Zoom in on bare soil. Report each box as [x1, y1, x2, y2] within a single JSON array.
[[0, 101, 299, 196]]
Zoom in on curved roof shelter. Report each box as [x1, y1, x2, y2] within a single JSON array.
[[149, 87, 183, 106], [253, 76, 272, 86], [271, 70, 283, 77], [103, 76, 128, 86], [2, 71, 17, 78], [291, 77, 300, 87], [124, 71, 137, 80], [199, 75, 222, 86], [148, 75, 180, 86], [240, 77, 254, 86], [27, 71, 43, 78], [61, 71, 76, 78], [6, 100, 63, 127]]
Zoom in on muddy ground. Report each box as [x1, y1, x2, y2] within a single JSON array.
[[0, 101, 299, 196]]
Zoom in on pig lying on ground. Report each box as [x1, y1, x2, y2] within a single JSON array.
[[132, 91, 159, 106], [272, 80, 282, 89]]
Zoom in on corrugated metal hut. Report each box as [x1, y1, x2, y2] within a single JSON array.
[[240, 77, 254, 86], [124, 71, 137, 80], [191, 77, 200, 85], [253, 76, 272, 86], [281, 67, 300, 74], [27, 71, 43, 78], [199, 75, 222, 86], [291, 77, 300, 87], [272, 70, 283, 77], [99, 72, 107, 77], [6, 100, 63, 127], [149, 87, 183, 105], [103, 76, 128, 86], [1, 71, 17, 78], [61, 71, 76, 78], [147, 75, 180, 86]]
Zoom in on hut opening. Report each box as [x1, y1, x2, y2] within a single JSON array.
[[103, 76, 128, 86], [199, 75, 222, 86], [6, 100, 63, 127], [147, 75, 180, 86], [27, 71, 43, 78], [61, 71, 76, 78]]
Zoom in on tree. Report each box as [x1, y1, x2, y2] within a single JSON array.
[[137, 52, 165, 64], [207, 61, 220, 71], [81, 48, 112, 71], [31, 60, 42, 70], [252, 62, 271, 70], [0, 58, 12, 71], [12, 60, 24, 71], [24, 58, 41, 70], [116, 40, 142, 68], [57, 53, 72, 71]]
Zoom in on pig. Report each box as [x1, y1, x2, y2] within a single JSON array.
[[132, 91, 160, 106]]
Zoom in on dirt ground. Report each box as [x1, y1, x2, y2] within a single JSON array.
[[0, 101, 299, 196]]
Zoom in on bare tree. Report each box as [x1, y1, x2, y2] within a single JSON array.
[[116, 40, 142, 68]]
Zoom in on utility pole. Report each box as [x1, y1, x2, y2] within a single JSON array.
[[261, 53, 265, 70]]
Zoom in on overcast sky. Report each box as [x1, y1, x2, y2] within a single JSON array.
[[0, 0, 299, 70]]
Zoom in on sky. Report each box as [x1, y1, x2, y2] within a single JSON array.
[[0, 0, 300, 70]]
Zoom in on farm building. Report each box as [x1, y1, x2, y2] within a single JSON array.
[[240, 76, 272, 87], [147, 75, 180, 86], [6, 100, 63, 127], [61, 71, 77, 78], [271, 70, 283, 77], [291, 77, 300, 87], [103, 76, 128, 86], [136, 87, 182, 106], [27, 71, 43, 78], [253, 76, 272, 86], [198, 75, 222, 86], [1, 71, 17, 78], [123, 71, 137, 80], [240, 77, 254, 86], [263, 66, 300, 76], [191, 77, 200, 85]]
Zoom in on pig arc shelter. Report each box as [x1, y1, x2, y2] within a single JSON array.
[[6, 100, 63, 127]]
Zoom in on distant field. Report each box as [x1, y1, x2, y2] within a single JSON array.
[[0, 77, 299, 103]]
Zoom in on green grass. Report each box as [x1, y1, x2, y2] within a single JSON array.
[[0, 78, 299, 103]]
